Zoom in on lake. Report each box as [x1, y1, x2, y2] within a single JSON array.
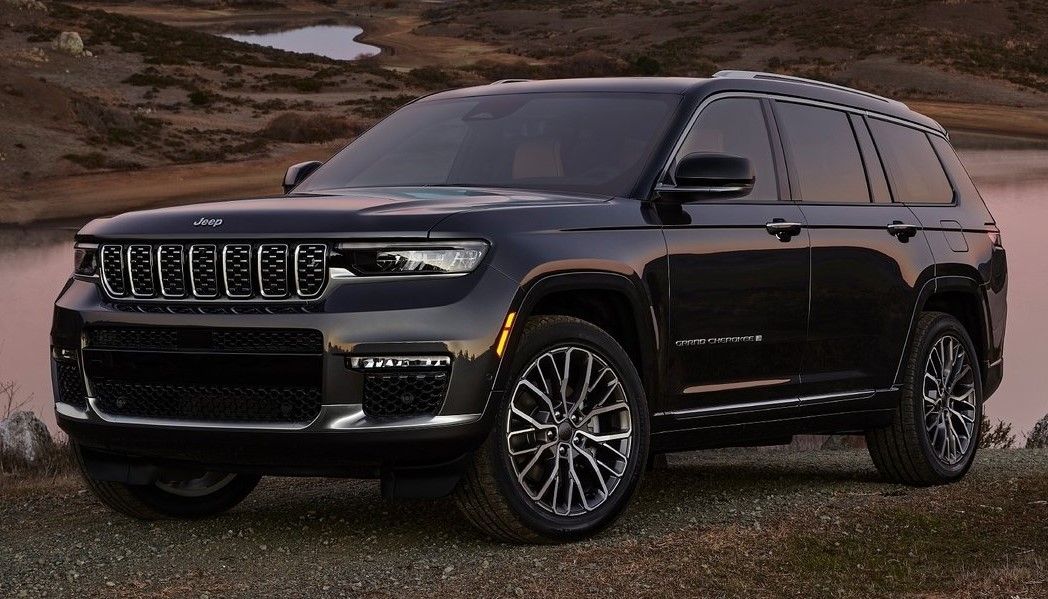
[[2, 150, 1045, 437], [221, 25, 380, 61]]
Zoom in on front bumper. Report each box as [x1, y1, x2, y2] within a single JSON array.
[[52, 264, 519, 475]]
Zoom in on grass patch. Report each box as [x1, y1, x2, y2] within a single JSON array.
[[0, 439, 76, 478], [62, 152, 143, 170], [257, 112, 365, 143]]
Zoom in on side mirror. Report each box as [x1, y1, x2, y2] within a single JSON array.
[[283, 161, 322, 194], [660, 153, 754, 199]]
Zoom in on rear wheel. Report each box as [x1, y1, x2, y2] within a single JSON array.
[[73, 442, 260, 520], [866, 312, 982, 485], [455, 316, 650, 543]]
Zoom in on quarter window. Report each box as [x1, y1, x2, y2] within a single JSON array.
[[775, 102, 870, 203], [674, 98, 778, 201], [868, 119, 954, 204]]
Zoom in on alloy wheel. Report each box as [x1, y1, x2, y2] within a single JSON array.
[[154, 472, 238, 498], [505, 346, 633, 516], [922, 334, 977, 465]]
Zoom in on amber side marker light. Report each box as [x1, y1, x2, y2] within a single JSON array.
[[495, 312, 516, 357]]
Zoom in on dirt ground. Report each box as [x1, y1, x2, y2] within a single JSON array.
[[2, 448, 1045, 598]]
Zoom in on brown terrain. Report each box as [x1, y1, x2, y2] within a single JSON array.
[[2, 449, 1046, 598], [0, 0, 1047, 225]]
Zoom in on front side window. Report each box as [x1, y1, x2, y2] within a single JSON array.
[[298, 92, 680, 197], [673, 98, 778, 201], [868, 119, 954, 204], [775, 102, 870, 203]]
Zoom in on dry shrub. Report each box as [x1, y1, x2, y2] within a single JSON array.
[[0, 438, 76, 478], [258, 112, 365, 143]]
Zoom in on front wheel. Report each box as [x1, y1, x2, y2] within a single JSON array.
[[455, 316, 650, 543], [866, 311, 983, 486], [73, 442, 261, 520]]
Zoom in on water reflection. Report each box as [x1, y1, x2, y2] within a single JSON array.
[[1, 150, 1046, 435], [221, 25, 380, 61]]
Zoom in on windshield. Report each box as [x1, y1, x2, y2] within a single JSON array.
[[297, 92, 681, 196]]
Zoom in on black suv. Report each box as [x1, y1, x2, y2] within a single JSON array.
[[53, 72, 1007, 542]]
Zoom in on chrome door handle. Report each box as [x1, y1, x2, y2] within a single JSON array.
[[765, 219, 803, 242], [887, 221, 918, 242]]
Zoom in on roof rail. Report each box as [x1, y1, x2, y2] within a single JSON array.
[[490, 79, 532, 85], [712, 70, 907, 108]]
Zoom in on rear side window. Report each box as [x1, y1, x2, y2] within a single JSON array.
[[775, 102, 870, 203], [868, 119, 954, 204], [675, 98, 778, 201]]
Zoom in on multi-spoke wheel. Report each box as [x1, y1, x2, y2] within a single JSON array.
[[73, 442, 261, 520], [867, 312, 983, 486], [921, 335, 977, 465], [455, 315, 649, 543]]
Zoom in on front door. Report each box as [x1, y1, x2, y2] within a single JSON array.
[[660, 97, 811, 414]]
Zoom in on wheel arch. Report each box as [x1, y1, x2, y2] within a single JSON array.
[[899, 275, 992, 388], [492, 271, 661, 404]]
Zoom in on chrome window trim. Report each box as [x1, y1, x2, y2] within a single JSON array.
[[656, 91, 949, 194], [99, 244, 126, 297], [257, 243, 290, 298], [156, 244, 186, 298], [222, 244, 253, 299], [189, 244, 219, 299]]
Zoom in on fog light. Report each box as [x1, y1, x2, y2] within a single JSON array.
[[347, 355, 451, 370], [52, 347, 78, 362]]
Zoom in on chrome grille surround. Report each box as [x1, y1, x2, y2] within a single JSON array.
[[100, 245, 127, 297], [189, 244, 219, 298], [294, 244, 327, 298], [157, 244, 186, 297], [95, 242, 329, 301]]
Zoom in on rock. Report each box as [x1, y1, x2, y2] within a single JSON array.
[[52, 31, 85, 56], [1027, 414, 1048, 449], [0, 411, 54, 464]]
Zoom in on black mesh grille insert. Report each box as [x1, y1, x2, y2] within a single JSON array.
[[128, 244, 156, 297], [55, 361, 87, 410], [93, 381, 322, 424], [258, 244, 289, 297], [223, 244, 253, 297], [158, 245, 187, 297], [363, 371, 449, 418], [190, 245, 219, 298], [100, 245, 127, 296], [85, 327, 322, 354], [295, 244, 327, 298]]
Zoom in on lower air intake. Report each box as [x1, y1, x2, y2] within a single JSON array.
[[362, 371, 449, 418]]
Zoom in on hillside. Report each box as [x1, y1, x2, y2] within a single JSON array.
[[0, 0, 1046, 224]]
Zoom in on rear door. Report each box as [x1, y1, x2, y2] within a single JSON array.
[[771, 101, 935, 399], [660, 97, 811, 415]]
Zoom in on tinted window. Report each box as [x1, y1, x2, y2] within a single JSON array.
[[775, 102, 869, 203], [299, 93, 679, 196], [868, 119, 954, 204], [929, 135, 981, 201], [675, 98, 777, 201]]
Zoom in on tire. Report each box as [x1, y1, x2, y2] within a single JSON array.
[[866, 311, 983, 486], [72, 442, 261, 520], [455, 315, 650, 543]]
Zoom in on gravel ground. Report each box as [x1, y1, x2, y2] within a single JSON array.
[[1, 448, 1046, 598]]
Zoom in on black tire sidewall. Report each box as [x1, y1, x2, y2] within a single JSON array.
[[126, 473, 261, 519], [908, 314, 983, 480], [488, 317, 650, 541]]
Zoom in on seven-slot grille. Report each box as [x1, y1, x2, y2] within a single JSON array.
[[98, 243, 328, 301]]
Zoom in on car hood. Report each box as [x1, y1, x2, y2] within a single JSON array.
[[76, 187, 610, 239]]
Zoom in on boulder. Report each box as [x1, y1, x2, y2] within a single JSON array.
[[52, 31, 85, 56], [1027, 413, 1048, 449], [0, 411, 54, 464]]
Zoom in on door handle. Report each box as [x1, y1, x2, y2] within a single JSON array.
[[887, 221, 918, 242], [765, 219, 803, 242]]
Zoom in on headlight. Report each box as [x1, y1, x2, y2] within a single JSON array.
[[73, 245, 98, 276], [337, 241, 488, 276]]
